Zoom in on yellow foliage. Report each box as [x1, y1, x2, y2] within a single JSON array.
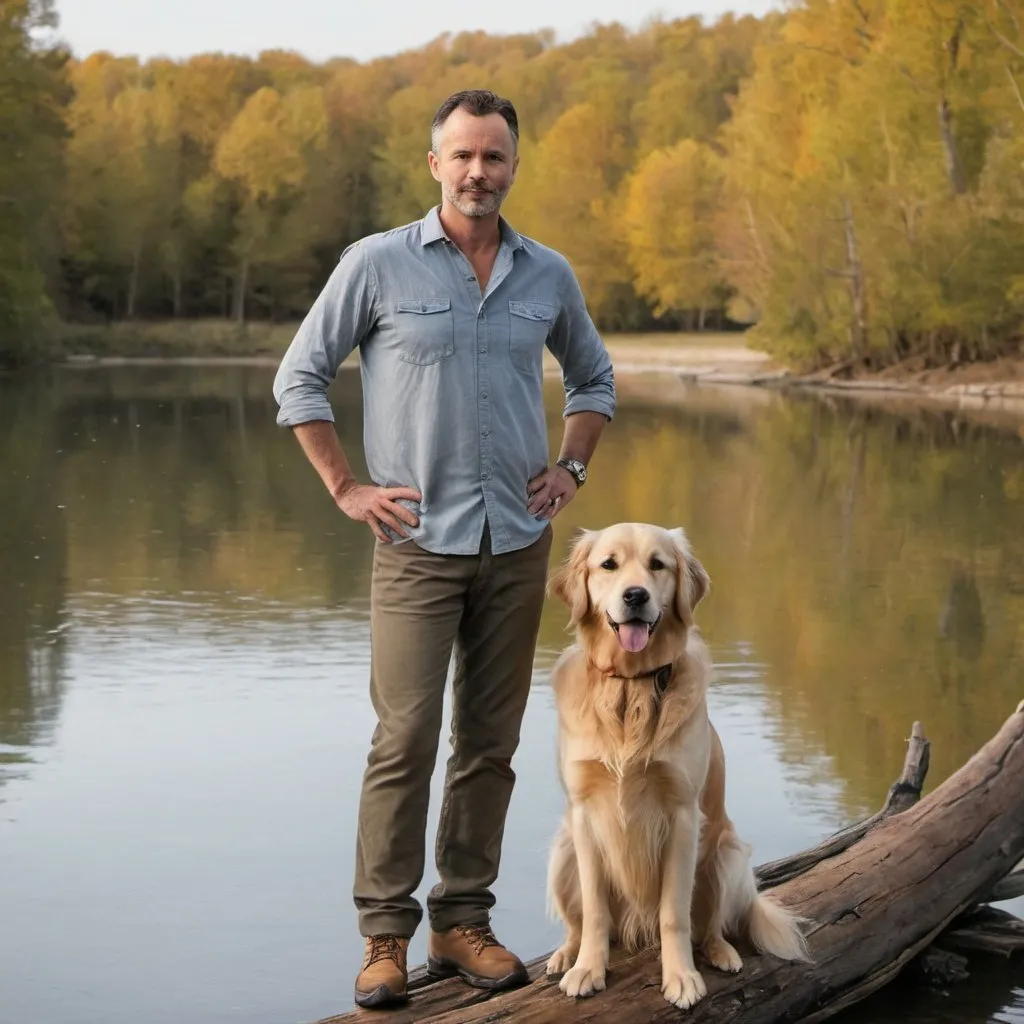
[[624, 140, 724, 317], [214, 87, 326, 203], [6, 3, 1024, 356]]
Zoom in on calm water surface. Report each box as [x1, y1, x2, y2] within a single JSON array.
[[0, 364, 1022, 1024]]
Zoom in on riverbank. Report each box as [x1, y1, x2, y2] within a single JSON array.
[[44, 320, 1024, 415], [659, 349, 1024, 416]]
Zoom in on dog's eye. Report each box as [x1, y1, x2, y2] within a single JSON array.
[[650, 557, 666, 571], [600, 558, 617, 571]]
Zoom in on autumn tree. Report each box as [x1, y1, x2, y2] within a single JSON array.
[[9, 6, 1019, 362], [0, 0, 67, 363], [213, 85, 329, 320], [625, 139, 725, 327]]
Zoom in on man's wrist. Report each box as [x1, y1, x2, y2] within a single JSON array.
[[330, 476, 359, 501], [556, 457, 587, 487]]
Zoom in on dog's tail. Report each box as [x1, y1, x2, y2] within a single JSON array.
[[748, 892, 812, 962], [716, 831, 811, 962]]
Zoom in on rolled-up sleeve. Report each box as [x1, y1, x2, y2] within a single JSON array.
[[273, 241, 378, 427], [548, 261, 616, 420]]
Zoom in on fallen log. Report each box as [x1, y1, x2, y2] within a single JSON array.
[[940, 906, 1024, 958], [322, 703, 1024, 1023], [755, 720, 930, 889]]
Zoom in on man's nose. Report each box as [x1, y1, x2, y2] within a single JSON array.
[[622, 586, 650, 608]]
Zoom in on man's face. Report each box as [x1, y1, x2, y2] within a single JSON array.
[[428, 108, 518, 219]]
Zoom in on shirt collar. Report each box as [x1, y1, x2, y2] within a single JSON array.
[[420, 205, 524, 252]]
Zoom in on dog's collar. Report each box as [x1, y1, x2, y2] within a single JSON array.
[[590, 661, 674, 696]]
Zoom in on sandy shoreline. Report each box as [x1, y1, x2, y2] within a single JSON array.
[[600, 339, 1024, 417]]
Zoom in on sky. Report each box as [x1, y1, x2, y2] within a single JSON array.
[[54, 0, 779, 64]]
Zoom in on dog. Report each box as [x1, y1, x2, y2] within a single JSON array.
[[544, 522, 810, 1009]]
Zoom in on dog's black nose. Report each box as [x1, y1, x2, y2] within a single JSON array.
[[622, 586, 649, 608]]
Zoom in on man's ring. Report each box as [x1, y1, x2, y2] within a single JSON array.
[[551, 495, 561, 506]]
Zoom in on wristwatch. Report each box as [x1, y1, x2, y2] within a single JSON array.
[[557, 458, 587, 487]]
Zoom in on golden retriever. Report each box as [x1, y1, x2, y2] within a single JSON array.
[[544, 522, 810, 1009]]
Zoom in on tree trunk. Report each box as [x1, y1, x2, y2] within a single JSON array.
[[938, 97, 967, 195], [232, 258, 249, 324], [842, 198, 867, 359], [172, 269, 183, 319], [938, 17, 967, 196], [320, 705, 1024, 1024], [127, 242, 142, 320]]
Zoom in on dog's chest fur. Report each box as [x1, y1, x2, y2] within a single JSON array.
[[569, 669, 700, 768], [571, 754, 689, 930]]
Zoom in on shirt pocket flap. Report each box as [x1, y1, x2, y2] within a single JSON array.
[[509, 300, 556, 323], [396, 298, 452, 315]]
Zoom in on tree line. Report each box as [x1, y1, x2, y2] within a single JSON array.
[[2, 0, 1023, 368]]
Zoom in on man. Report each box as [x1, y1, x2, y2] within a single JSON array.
[[273, 89, 615, 1010]]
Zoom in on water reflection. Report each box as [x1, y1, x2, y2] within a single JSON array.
[[0, 384, 69, 794], [0, 365, 1021, 1024]]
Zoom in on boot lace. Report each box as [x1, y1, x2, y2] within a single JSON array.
[[364, 934, 404, 968], [454, 923, 502, 956]]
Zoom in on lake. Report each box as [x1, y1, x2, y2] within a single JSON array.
[[1, 363, 1022, 1024]]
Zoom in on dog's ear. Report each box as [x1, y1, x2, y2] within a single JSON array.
[[548, 530, 595, 625], [668, 527, 710, 627]]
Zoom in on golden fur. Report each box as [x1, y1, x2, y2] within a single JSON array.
[[544, 523, 810, 1009]]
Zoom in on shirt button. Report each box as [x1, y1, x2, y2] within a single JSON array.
[[481, 392, 488, 399], [482, 430, 490, 437], [479, 347, 487, 354]]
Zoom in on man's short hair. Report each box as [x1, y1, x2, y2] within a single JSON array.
[[430, 89, 519, 153]]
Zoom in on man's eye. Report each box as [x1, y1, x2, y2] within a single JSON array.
[[600, 559, 617, 571]]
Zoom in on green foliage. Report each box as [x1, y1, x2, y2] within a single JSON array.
[[0, 0, 67, 365]]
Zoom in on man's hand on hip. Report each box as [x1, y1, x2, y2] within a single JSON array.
[[527, 465, 577, 521], [335, 481, 422, 543]]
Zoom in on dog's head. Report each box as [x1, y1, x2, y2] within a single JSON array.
[[549, 523, 710, 657]]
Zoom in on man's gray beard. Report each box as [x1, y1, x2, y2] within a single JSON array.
[[446, 184, 506, 218]]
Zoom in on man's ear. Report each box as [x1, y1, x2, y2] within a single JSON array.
[[548, 530, 595, 625], [668, 527, 711, 627]]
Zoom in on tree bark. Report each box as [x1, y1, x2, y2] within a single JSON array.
[[320, 705, 1024, 1023], [939, 18, 967, 195], [938, 97, 967, 195]]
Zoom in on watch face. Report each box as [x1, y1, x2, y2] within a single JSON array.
[[561, 459, 586, 484]]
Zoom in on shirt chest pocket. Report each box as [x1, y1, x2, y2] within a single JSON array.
[[394, 298, 455, 365], [508, 300, 556, 374]]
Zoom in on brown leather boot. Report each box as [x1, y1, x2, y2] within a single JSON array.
[[427, 923, 528, 991], [354, 934, 410, 1009]]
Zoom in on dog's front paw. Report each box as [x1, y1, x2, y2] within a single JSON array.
[[703, 935, 743, 973], [662, 966, 707, 1009], [546, 944, 578, 977], [560, 961, 607, 998]]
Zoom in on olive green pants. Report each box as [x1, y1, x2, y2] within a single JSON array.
[[353, 523, 553, 938]]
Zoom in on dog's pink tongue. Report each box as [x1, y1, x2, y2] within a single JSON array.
[[617, 623, 649, 653]]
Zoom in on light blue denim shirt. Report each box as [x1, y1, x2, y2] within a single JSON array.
[[273, 206, 616, 555]]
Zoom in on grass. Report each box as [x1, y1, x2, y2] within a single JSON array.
[[52, 319, 300, 360], [50, 320, 760, 362]]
